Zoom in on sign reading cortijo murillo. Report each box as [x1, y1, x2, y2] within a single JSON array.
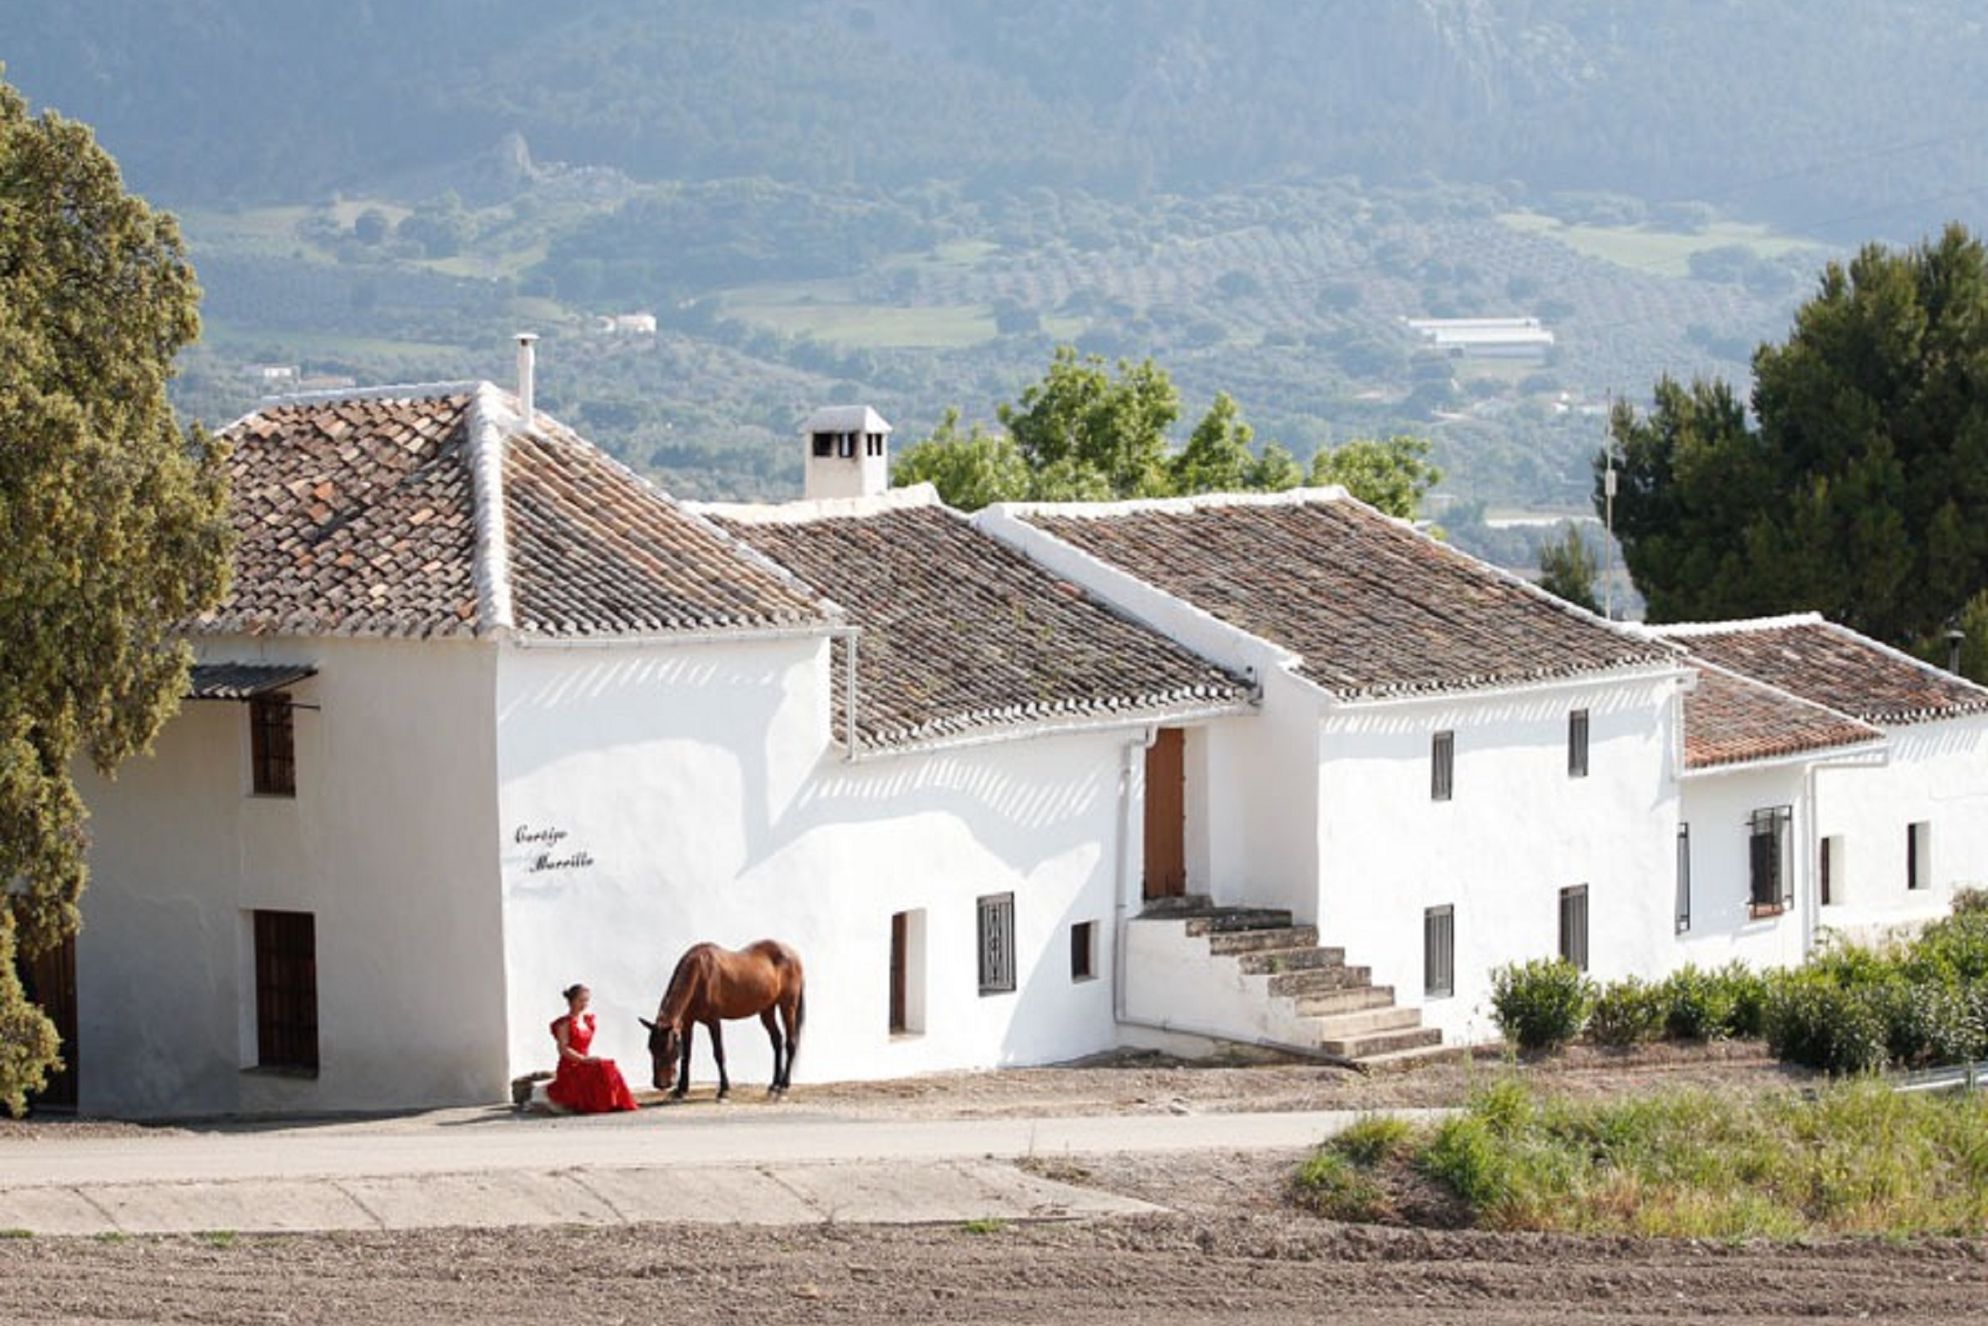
[[514, 823, 595, 873]]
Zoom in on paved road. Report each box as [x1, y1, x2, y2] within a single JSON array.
[[0, 1105, 1440, 1236]]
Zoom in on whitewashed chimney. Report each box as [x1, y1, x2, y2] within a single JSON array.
[[515, 332, 538, 420], [800, 405, 892, 501]]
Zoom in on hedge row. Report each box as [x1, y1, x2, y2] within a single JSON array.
[[1489, 892, 1988, 1074]]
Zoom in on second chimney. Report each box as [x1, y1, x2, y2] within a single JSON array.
[[515, 332, 539, 420]]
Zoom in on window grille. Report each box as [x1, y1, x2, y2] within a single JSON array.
[[1675, 824, 1692, 934], [253, 909, 318, 1074], [1559, 885, 1589, 972], [977, 893, 1015, 995], [1748, 806, 1794, 915], [1424, 906, 1454, 999], [250, 693, 296, 797], [1568, 709, 1590, 778], [1431, 730, 1455, 802], [1820, 836, 1838, 906]]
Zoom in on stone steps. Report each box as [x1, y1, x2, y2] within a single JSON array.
[[1233, 945, 1345, 975], [1267, 965, 1373, 997], [1356, 1041, 1474, 1075], [1293, 984, 1397, 1017], [1153, 902, 1450, 1070], [1319, 1025, 1445, 1059]]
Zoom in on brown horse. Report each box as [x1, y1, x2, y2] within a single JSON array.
[[640, 939, 805, 1100]]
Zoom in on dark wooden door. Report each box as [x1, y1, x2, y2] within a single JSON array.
[[1144, 728, 1188, 899], [19, 936, 78, 1109], [888, 912, 907, 1033]]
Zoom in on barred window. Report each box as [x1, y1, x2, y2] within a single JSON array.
[[1559, 885, 1589, 972], [250, 693, 296, 797], [1748, 806, 1794, 916], [1675, 824, 1692, 934], [1908, 822, 1932, 891], [1424, 906, 1454, 999], [253, 910, 318, 1075], [1431, 730, 1455, 802], [1568, 709, 1590, 779], [977, 893, 1015, 995]]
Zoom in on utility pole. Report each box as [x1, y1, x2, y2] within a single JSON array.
[[1602, 396, 1617, 620]]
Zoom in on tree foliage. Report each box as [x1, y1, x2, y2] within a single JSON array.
[[1309, 435, 1442, 519], [1536, 524, 1602, 614], [0, 74, 232, 1113], [1605, 226, 1988, 675], [997, 346, 1180, 499]]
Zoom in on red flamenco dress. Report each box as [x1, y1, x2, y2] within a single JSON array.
[[546, 1013, 639, 1113]]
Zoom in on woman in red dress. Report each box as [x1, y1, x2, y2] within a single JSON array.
[[546, 984, 639, 1113]]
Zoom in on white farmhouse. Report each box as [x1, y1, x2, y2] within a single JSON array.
[[978, 490, 1696, 1047], [1655, 616, 1988, 945], [65, 380, 1252, 1117]]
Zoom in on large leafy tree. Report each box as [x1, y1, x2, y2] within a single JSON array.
[[1308, 434, 1442, 520], [997, 346, 1180, 499], [0, 74, 232, 1113], [1606, 226, 1988, 673]]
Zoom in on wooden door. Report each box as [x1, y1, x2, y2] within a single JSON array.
[[19, 936, 78, 1109], [1143, 728, 1188, 899], [888, 912, 907, 1033]]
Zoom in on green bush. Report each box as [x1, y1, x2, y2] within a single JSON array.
[[1716, 961, 1772, 1039], [1874, 981, 1988, 1068], [1292, 1148, 1390, 1221], [1902, 909, 1988, 986], [1588, 976, 1666, 1047], [1331, 1113, 1415, 1167], [1950, 887, 1988, 916], [1764, 974, 1889, 1075], [1490, 959, 1594, 1053], [1661, 964, 1737, 1041], [1419, 1114, 1509, 1210]]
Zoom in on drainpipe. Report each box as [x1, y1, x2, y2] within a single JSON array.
[[1108, 725, 1364, 1073]]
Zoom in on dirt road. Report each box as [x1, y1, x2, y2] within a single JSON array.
[[4, 1159, 1981, 1325]]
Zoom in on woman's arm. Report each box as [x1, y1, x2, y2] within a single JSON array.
[[553, 1017, 593, 1064]]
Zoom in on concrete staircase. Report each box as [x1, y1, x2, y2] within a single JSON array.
[[1127, 899, 1450, 1065]]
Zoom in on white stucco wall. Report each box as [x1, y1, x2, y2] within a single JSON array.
[[494, 636, 1135, 1091], [1314, 674, 1685, 1044], [74, 636, 508, 1117], [1672, 764, 1813, 972], [1814, 715, 1988, 942]]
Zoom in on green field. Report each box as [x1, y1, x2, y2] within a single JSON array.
[[1499, 211, 1819, 277]]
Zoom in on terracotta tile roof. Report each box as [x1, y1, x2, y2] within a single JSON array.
[[1655, 615, 1988, 726], [505, 418, 828, 636], [709, 492, 1251, 751], [1014, 492, 1678, 701], [196, 387, 832, 641], [1682, 666, 1883, 770], [199, 392, 483, 638]]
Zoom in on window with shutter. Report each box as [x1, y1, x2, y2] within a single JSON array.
[[1675, 824, 1692, 934], [1423, 906, 1454, 999], [1568, 709, 1589, 778], [1431, 731, 1454, 802], [1748, 806, 1794, 916], [1558, 885, 1589, 972]]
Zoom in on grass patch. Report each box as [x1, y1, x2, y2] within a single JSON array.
[[958, 1217, 1008, 1235], [1294, 1080, 1988, 1239], [93, 1230, 129, 1244], [1498, 210, 1818, 277], [0, 1228, 32, 1239], [724, 297, 998, 348], [198, 1229, 238, 1249]]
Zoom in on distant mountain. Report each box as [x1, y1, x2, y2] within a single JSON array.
[[5, 0, 1986, 241]]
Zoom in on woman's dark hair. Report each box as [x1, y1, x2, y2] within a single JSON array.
[[562, 983, 587, 1002]]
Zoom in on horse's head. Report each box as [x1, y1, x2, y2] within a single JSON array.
[[639, 1016, 678, 1092]]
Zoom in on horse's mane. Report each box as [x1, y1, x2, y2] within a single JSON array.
[[656, 949, 698, 1026]]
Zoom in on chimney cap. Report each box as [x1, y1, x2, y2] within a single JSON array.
[[515, 331, 540, 345], [800, 404, 891, 436]]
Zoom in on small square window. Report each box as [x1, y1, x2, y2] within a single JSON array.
[[977, 893, 1015, 995], [1431, 730, 1455, 802], [1568, 709, 1590, 779], [250, 693, 296, 797], [811, 431, 835, 458], [1070, 921, 1097, 982]]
